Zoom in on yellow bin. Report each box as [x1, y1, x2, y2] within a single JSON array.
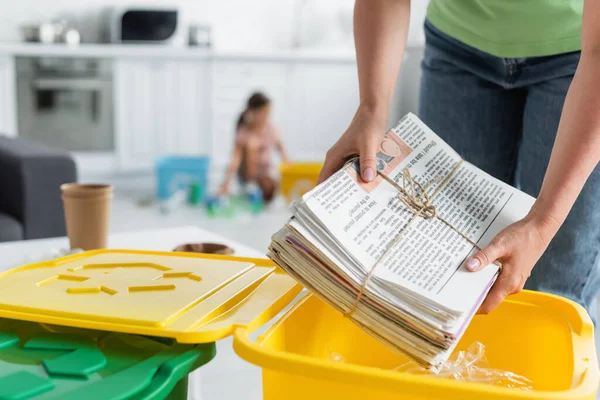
[[279, 163, 323, 202], [234, 291, 599, 400], [2, 251, 598, 399]]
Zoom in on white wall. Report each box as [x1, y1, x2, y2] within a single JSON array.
[[0, 0, 428, 50]]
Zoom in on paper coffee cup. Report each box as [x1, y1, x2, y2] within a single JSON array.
[[61, 184, 113, 251]]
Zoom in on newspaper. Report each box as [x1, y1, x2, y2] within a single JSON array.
[[268, 113, 535, 369]]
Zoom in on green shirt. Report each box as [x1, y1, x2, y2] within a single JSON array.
[[426, 0, 583, 58]]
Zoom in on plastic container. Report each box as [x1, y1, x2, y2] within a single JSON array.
[[5, 251, 597, 399], [0, 250, 301, 343], [279, 162, 322, 202], [155, 156, 210, 201], [245, 182, 264, 214], [188, 182, 202, 206], [0, 250, 302, 399], [233, 291, 599, 400], [0, 317, 215, 400]]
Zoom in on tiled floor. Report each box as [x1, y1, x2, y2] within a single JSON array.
[[108, 190, 600, 398]]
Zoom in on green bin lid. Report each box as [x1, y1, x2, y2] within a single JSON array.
[[0, 318, 215, 400]]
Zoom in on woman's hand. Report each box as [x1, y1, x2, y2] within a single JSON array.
[[318, 106, 388, 184], [465, 211, 560, 314]]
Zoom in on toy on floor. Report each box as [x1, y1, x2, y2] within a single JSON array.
[[205, 186, 264, 218], [245, 182, 264, 214], [155, 155, 210, 212], [279, 162, 323, 202], [205, 195, 234, 217], [159, 189, 187, 215]]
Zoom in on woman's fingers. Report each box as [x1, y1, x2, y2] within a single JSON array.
[[317, 106, 388, 185], [478, 268, 524, 314], [317, 147, 347, 184], [467, 233, 511, 314], [318, 132, 381, 185], [467, 217, 551, 315], [359, 139, 379, 182], [478, 278, 508, 314], [465, 236, 506, 271]]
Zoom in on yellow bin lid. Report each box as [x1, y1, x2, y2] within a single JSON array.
[[0, 250, 302, 343]]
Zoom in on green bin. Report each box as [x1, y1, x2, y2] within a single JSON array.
[[0, 318, 215, 400], [0, 250, 302, 400]]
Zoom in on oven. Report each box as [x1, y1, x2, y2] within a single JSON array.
[[16, 57, 113, 153]]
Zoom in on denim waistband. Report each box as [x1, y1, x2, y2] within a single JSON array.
[[422, 18, 581, 89]]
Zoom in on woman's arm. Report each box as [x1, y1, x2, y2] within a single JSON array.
[[218, 139, 244, 195], [467, 0, 600, 313], [318, 0, 411, 183]]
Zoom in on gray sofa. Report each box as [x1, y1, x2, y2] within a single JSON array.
[[0, 136, 77, 242]]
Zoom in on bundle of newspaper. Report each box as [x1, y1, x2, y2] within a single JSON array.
[[268, 113, 536, 370]]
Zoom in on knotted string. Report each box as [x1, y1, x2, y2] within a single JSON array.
[[345, 159, 498, 318]]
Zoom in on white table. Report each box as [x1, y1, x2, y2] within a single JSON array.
[[0, 225, 264, 271], [0, 225, 269, 400]]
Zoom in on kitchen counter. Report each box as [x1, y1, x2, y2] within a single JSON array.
[[0, 43, 358, 63], [0, 41, 367, 172], [0, 41, 415, 176]]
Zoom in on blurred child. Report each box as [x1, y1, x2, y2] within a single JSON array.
[[218, 92, 289, 202]]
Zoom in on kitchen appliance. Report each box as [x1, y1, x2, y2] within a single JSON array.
[[101, 6, 185, 45], [21, 23, 57, 43], [188, 24, 212, 47], [20, 21, 81, 45], [16, 57, 113, 152]]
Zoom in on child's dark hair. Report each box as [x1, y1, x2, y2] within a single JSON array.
[[236, 92, 271, 129]]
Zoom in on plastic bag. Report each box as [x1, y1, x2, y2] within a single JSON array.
[[327, 342, 532, 390], [394, 342, 532, 390]]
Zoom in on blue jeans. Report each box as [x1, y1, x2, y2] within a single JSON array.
[[419, 20, 600, 319]]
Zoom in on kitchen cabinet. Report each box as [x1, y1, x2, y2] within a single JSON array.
[[284, 63, 359, 161], [114, 58, 211, 170], [114, 58, 363, 173], [158, 61, 211, 157], [114, 59, 155, 169], [116, 57, 359, 172], [210, 60, 361, 169], [0, 56, 16, 137], [211, 60, 287, 169]]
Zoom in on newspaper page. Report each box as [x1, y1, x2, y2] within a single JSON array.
[[300, 113, 535, 313]]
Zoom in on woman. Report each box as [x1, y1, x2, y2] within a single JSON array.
[[219, 92, 289, 203], [319, 0, 600, 316]]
